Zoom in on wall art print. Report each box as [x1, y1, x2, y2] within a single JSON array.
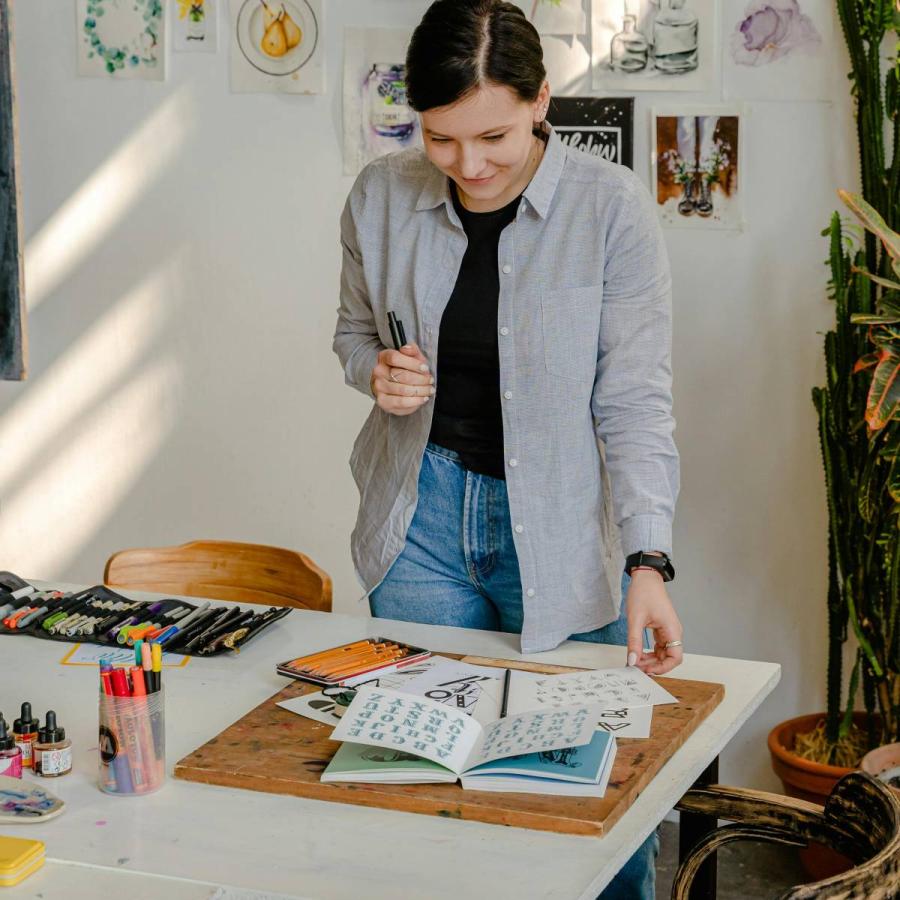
[[76, 0, 166, 81], [652, 110, 743, 230], [591, 0, 718, 93], [343, 28, 421, 176], [547, 96, 634, 169], [229, 0, 324, 94], [0, 0, 24, 380], [723, 0, 834, 101], [172, 0, 218, 53]]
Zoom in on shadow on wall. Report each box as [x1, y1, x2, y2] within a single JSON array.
[[0, 88, 196, 575]]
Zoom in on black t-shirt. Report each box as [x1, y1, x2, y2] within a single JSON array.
[[427, 185, 522, 481]]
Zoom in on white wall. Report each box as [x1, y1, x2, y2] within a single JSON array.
[[2, 0, 856, 792]]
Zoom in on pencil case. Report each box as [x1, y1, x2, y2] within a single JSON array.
[[276, 637, 432, 687], [0, 575, 291, 657]]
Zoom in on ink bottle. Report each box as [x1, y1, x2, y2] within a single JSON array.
[[12, 702, 38, 770], [0, 718, 23, 778], [32, 712, 72, 778]]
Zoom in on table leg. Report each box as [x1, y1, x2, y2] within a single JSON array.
[[678, 756, 719, 900]]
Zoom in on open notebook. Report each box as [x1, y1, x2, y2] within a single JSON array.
[[322, 685, 615, 795]]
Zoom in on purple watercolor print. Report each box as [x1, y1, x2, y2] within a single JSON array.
[[730, 0, 821, 66]]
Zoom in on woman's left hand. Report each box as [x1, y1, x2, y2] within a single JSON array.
[[625, 570, 683, 675]]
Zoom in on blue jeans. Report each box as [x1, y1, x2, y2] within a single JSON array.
[[370, 442, 660, 900]]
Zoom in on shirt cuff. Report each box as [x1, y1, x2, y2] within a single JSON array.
[[346, 341, 382, 400], [620, 515, 672, 559]]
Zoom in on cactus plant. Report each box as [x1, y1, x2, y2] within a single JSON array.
[[812, 0, 900, 760]]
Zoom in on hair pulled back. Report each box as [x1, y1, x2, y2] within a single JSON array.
[[406, 0, 546, 112]]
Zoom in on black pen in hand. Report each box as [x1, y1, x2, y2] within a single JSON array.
[[387, 311, 407, 350]]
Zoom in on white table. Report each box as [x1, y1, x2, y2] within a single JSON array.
[[1, 586, 780, 900]]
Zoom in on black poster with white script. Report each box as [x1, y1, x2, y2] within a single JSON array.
[[547, 97, 634, 170]]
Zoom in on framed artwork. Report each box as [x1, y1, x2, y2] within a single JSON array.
[[76, 0, 166, 81], [547, 97, 634, 169], [0, 0, 24, 380], [652, 109, 743, 229], [723, 0, 834, 101], [591, 0, 719, 93], [230, 0, 324, 94], [172, 0, 218, 53], [342, 28, 421, 176]]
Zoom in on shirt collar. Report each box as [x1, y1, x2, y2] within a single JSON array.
[[414, 124, 565, 220]]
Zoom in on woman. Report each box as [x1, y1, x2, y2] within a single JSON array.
[[334, 2, 682, 896]]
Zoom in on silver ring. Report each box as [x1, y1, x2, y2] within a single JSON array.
[[389, 370, 400, 383], [663, 640, 683, 649]]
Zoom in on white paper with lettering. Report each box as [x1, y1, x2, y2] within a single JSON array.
[[594, 705, 653, 738], [394, 657, 503, 715], [507, 667, 677, 714]]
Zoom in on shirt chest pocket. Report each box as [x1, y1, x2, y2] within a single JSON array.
[[540, 285, 602, 384]]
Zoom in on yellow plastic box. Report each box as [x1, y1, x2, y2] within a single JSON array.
[[0, 835, 45, 887]]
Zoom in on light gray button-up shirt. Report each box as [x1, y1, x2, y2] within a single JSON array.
[[333, 125, 679, 654]]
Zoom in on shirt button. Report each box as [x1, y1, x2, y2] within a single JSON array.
[[503, 390, 513, 400], [514, 524, 524, 533], [526, 588, 535, 598], [509, 458, 518, 467], [501, 264, 512, 275], [499, 327, 509, 336]]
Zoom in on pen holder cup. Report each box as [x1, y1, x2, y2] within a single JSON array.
[[98, 689, 165, 795]]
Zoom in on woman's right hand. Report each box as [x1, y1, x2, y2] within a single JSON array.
[[370, 343, 435, 416]]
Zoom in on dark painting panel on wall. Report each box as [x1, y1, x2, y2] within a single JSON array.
[[0, 0, 24, 380], [547, 97, 634, 170]]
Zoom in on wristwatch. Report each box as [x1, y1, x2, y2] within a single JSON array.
[[624, 551, 675, 582]]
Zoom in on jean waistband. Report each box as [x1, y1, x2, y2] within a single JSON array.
[[424, 442, 463, 464]]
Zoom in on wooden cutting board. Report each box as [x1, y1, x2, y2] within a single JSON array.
[[174, 655, 724, 837]]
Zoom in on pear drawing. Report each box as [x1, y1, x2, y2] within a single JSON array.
[[261, 0, 277, 30], [281, 6, 302, 50], [261, 14, 287, 57]]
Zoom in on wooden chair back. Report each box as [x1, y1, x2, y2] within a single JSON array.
[[673, 771, 900, 899], [104, 540, 332, 612]]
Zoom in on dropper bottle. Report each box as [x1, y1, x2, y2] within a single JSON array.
[[33, 711, 72, 777], [0, 718, 22, 778], [12, 702, 38, 770]]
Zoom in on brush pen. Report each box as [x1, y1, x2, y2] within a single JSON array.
[[158, 607, 220, 650], [236, 606, 291, 645], [193, 608, 254, 650], [387, 311, 407, 350], [182, 608, 248, 654]]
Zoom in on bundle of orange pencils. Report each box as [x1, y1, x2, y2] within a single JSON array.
[[276, 637, 431, 686]]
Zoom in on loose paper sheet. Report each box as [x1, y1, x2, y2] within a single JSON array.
[[394, 657, 503, 715], [595, 705, 653, 738], [508, 667, 677, 714]]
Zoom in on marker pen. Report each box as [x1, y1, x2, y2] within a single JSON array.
[[387, 311, 407, 350]]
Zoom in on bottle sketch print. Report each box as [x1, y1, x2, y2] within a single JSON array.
[[593, 0, 716, 92], [609, 0, 698, 76]]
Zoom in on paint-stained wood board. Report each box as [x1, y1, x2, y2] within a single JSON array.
[[174, 655, 724, 836]]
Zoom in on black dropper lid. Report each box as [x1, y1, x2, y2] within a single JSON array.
[[37, 710, 65, 743], [0, 718, 14, 752], [13, 701, 37, 733]]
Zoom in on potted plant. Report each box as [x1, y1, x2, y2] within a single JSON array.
[[767, 0, 899, 877]]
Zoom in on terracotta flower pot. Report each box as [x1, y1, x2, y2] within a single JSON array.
[[768, 712, 871, 880], [860, 742, 900, 799]]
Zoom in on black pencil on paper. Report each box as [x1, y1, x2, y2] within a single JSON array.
[[500, 668, 511, 719]]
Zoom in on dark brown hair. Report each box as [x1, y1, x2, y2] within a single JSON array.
[[406, 0, 546, 112]]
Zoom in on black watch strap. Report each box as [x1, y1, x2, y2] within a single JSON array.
[[624, 551, 675, 582]]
